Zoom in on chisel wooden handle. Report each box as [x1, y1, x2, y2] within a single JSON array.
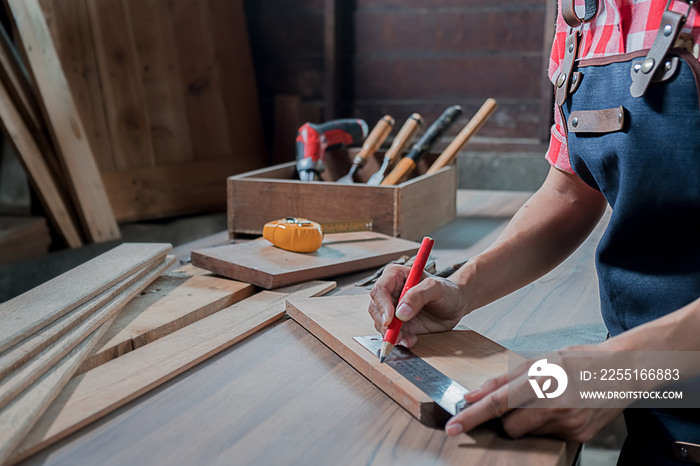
[[381, 105, 462, 186], [384, 113, 422, 165], [351, 115, 394, 167], [426, 98, 497, 174]]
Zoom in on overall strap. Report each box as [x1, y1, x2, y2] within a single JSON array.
[[630, 0, 697, 97], [561, 0, 598, 28]]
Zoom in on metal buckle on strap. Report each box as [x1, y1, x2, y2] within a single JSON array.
[[630, 1, 689, 97]]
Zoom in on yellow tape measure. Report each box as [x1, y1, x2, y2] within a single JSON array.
[[262, 217, 372, 253]]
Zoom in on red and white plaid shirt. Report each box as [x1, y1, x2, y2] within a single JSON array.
[[546, 0, 700, 174]]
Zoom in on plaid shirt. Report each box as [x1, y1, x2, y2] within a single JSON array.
[[546, 0, 700, 175]]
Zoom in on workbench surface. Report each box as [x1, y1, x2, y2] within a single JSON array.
[[22, 190, 608, 465]]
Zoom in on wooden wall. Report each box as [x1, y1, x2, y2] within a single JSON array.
[[38, 0, 266, 222], [245, 0, 555, 155]]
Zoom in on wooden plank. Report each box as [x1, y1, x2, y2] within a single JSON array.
[[0, 243, 171, 353], [192, 232, 420, 289], [78, 274, 256, 374], [0, 257, 174, 411], [0, 22, 44, 139], [0, 72, 82, 248], [39, 0, 115, 172], [86, 0, 154, 170], [6, 0, 120, 243], [206, 0, 266, 157], [102, 158, 255, 222], [0, 255, 167, 382], [285, 294, 525, 423], [0, 256, 173, 464], [456, 189, 532, 218], [10, 281, 336, 463], [169, 0, 232, 161], [14, 318, 575, 465], [124, 0, 192, 166]]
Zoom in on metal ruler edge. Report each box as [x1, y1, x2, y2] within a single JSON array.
[[353, 335, 469, 417]]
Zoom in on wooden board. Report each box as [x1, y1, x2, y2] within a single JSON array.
[[0, 243, 171, 353], [10, 281, 336, 463], [0, 257, 174, 411], [16, 317, 574, 466], [6, 0, 120, 243], [0, 256, 172, 464], [78, 274, 255, 374], [192, 232, 420, 289], [0, 71, 82, 248], [286, 294, 525, 425], [0, 257, 163, 382], [0, 216, 47, 245]]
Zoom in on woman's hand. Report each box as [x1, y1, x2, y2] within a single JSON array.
[[367, 264, 468, 348], [445, 345, 627, 442]]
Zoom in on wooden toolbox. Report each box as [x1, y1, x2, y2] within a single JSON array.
[[227, 150, 457, 242]]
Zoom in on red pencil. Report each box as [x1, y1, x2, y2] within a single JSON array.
[[379, 236, 435, 363]]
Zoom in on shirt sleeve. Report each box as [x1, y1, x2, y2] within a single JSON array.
[[544, 1, 576, 175]]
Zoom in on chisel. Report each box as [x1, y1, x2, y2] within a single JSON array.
[[426, 98, 498, 175], [366, 113, 423, 186], [380, 105, 462, 186], [337, 115, 394, 184]]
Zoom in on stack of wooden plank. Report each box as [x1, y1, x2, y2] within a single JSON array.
[[0, 216, 51, 265], [0, 242, 173, 463], [2, 261, 335, 464], [0, 0, 120, 249]]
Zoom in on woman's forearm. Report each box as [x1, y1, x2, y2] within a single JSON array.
[[452, 166, 608, 314]]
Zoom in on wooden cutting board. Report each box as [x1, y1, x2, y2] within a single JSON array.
[[286, 294, 525, 425], [191, 231, 420, 289]]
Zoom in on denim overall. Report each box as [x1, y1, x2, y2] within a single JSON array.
[[556, 1, 700, 463]]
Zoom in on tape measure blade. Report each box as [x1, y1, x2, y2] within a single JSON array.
[[353, 336, 469, 416], [320, 219, 372, 234]]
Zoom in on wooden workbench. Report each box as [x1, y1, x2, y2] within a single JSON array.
[[20, 190, 609, 465]]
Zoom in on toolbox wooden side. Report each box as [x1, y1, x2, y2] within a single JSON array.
[[227, 151, 457, 241]]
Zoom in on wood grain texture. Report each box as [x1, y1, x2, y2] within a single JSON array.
[[0, 72, 82, 248], [0, 243, 171, 353], [39, 0, 114, 172], [10, 281, 336, 463], [16, 319, 573, 466], [0, 256, 162, 382], [192, 232, 420, 289], [86, 0, 154, 170], [124, 0, 192, 166], [6, 0, 120, 243], [78, 274, 255, 374], [0, 257, 174, 411], [102, 158, 251, 222], [0, 256, 173, 464], [169, 0, 231, 161], [286, 294, 525, 424]]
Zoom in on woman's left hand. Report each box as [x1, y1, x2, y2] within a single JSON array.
[[445, 345, 626, 442]]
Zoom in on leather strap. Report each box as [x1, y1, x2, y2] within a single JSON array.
[[562, 0, 598, 28], [568, 107, 625, 133], [556, 30, 582, 107], [630, 5, 687, 97]]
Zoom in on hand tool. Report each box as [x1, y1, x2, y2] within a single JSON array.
[[381, 105, 463, 186], [366, 113, 423, 186], [296, 119, 368, 181], [262, 217, 372, 253], [426, 98, 498, 175], [379, 236, 434, 362], [433, 259, 468, 278], [336, 115, 394, 184], [355, 335, 469, 416]]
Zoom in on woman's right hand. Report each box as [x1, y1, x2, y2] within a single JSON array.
[[367, 263, 469, 348]]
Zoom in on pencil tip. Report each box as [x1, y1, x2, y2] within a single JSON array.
[[379, 355, 386, 363]]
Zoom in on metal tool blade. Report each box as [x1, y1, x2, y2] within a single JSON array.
[[366, 159, 391, 186], [354, 335, 469, 416]]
